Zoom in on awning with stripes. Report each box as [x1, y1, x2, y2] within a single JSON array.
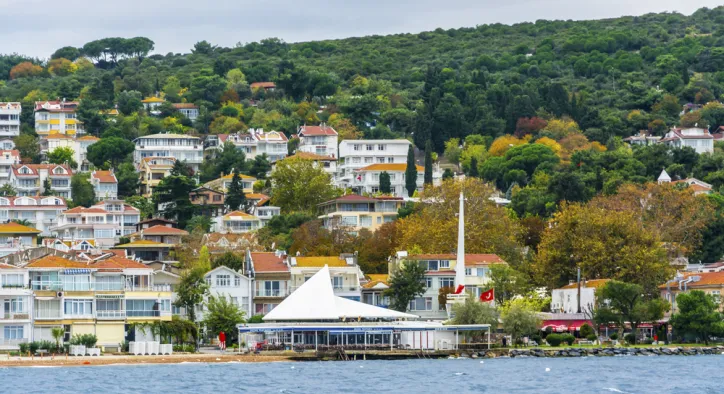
[[64, 269, 91, 275]]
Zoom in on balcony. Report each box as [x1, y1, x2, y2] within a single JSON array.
[[254, 289, 288, 298], [126, 310, 171, 318], [0, 312, 30, 321], [31, 281, 63, 291], [34, 310, 63, 320], [96, 310, 126, 320]]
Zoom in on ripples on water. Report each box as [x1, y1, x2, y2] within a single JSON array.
[[2, 355, 723, 394]]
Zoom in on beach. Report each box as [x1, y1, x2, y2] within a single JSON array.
[[0, 352, 295, 368]]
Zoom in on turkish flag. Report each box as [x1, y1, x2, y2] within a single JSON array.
[[356, 175, 362, 181], [480, 288, 494, 302], [453, 284, 465, 294]]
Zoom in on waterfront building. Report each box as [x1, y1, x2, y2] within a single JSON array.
[[337, 139, 411, 188], [297, 124, 338, 159], [196, 266, 252, 321], [361, 274, 390, 308], [138, 157, 176, 198], [133, 134, 203, 173], [90, 170, 118, 200], [50, 200, 141, 248], [171, 103, 199, 121], [0, 196, 66, 236], [550, 279, 610, 314], [288, 254, 364, 302], [352, 163, 441, 198], [0, 102, 21, 138], [10, 164, 73, 199], [246, 251, 291, 316], [0, 263, 32, 349], [34, 101, 83, 136], [317, 195, 404, 232]]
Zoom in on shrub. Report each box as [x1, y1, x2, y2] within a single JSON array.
[[562, 334, 576, 346], [247, 315, 264, 324], [579, 323, 594, 338], [643, 338, 654, 345], [586, 334, 597, 342], [624, 333, 636, 345], [18, 343, 29, 354], [70, 334, 98, 348], [546, 333, 563, 346], [530, 334, 542, 344], [609, 333, 619, 340], [29, 342, 40, 354], [37, 340, 55, 352]]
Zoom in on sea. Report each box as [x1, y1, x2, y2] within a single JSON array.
[[1, 356, 721, 393]]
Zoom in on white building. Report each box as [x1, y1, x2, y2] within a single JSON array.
[[0, 196, 67, 236], [10, 164, 73, 199], [133, 134, 203, 173], [49, 200, 141, 248], [172, 103, 199, 121], [212, 211, 269, 234], [297, 125, 338, 159], [337, 139, 411, 188], [0, 264, 32, 349], [660, 127, 714, 154], [0, 102, 21, 138], [34, 101, 83, 136], [550, 279, 610, 314], [90, 170, 118, 200], [352, 163, 441, 198], [0, 149, 20, 183], [41, 134, 99, 172], [197, 266, 253, 321], [288, 255, 364, 302], [207, 130, 289, 163]]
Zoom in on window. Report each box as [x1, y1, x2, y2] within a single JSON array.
[[465, 268, 472, 276], [231, 297, 238, 305], [377, 144, 385, 151], [213, 195, 222, 202], [352, 157, 361, 164], [4, 298, 24, 313], [64, 299, 93, 316], [331, 276, 343, 289], [366, 145, 374, 151], [353, 144, 361, 151], [360, 216, 372, 227], [477, 268, 489, 278], [216, 274, 231, 287], [94, 229, 114, 238], [439, 261, 450, 269], [418, 260, 438, 271], [341, 216, 357, 226], [364, 157, 373, 163], [2, 274, 23, 288], [440, 277, 455, 288], [234, 276, 241, 287], [376, 157, 385, 163], [424, 277, 432, 288], [126, 299, 161, 317], [387, 157, 394, 163], [409, 297, 432, 311], [4, 326, 23, 340], [713, 290, 721, 304]]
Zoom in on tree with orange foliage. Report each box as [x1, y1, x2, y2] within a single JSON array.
[[534, 137, 562, 156], [488, 135, 529, 157], [9, 62, 43, 79], [328, 113, 361, 141]]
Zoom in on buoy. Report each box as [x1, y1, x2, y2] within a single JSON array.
[[290, 366, 295, 369], [545, 368, 551, 372], [480, 361, 484, 364], [83, 361, 90, 365]]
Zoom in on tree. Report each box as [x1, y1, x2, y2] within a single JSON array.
[[405, 145, 417, 197], [186, 215, 213, 233], [489, 264, 529, 305], [469, 157, 479, 178], [203, 295, 246, 344], [175, 246, 212, 323], [501, 303, 541, 346], [70, 173, 95, 207], [424, 140, 433, 185], [379, 171, 392, 194], [594, 281, 669, 344], [42, 178, 52, 196], [444, 138, 462, 171], [536, 202, 673, 294], [670, 290, 724, 345], [14, 134, 40, 163], [51, 327, 65, 352], [451, 296, 499, 326], [116, 162, 139, 198], [47, 147, 77, 168], [225, 168, 247, 212], [211, 252, 245, 272], [51, 46, 81, 61], [86, 137, 135, 169], [9, 62, 43, 79], [385, 261, 426, 312], [249, 154, 271, 179], [270, 158, 338, 212], [154, 172, 196, 228], [0, 184, 17, 197], [117, 90, 143, 115]]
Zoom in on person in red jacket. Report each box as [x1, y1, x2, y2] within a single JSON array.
[[219, 331, 226, 351]]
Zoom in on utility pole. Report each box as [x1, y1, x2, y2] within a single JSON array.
[[576, 266, 582, 314]]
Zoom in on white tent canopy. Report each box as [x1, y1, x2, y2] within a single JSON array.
[[263, 265, 417, 321]]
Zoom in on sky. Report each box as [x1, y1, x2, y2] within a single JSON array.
[[1, 0, 722, 58]]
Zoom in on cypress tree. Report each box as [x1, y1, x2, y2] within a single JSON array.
[[225, 168, 247, 212], [424, 140, 433, 185], [469, 157, 479, 178], [379, 171, 391, 194], [405, 145, 417, 197]]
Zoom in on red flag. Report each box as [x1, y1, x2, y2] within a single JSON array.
[[453, 284, 465, 294], [356, 174, 362, 181], [480, 288, 494, 302]]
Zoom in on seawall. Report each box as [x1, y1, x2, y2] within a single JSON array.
[[497, 346, 724, 358]]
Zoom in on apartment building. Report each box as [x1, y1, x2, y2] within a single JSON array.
[[0, 149, 20, 182], [317, 195, 404, 232], [297, 124, 338, 158], [34, 101, 83, 136], [0, 263, 32, 349], [0, 102, 21, 138], [133, 134, 203, 173], [10, 164, 73, 199], [90, 170, 118, 200], [49, 200, 141, 248], [288, 254, 364, 302], [389, 252, 506, 319], [206, 130, 289, 163], [352, 163, 433, 198], [28, 255, 173, 351], [138, 157, 176, 198], [337, 139, 411, 187], [0, 196, 66, 236], [246, 251, 290, 316]]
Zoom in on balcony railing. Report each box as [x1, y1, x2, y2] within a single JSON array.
[[31, 281, 63, 291], [95, 282, 124, 291], [0, 312, 29, 320], [126, 310, 171, 317], [254, 289, 288, 297], [34, 310, 63, 319], [96, 310, 125, 319], [0, 338, 29, 346]]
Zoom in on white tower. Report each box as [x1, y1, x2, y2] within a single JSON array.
[[455, 191, 465, 288]]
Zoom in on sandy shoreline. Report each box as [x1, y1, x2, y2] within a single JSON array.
[[0, 353, 296, 368]]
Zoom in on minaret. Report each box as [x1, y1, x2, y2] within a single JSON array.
[[455, 191, 465, 288]]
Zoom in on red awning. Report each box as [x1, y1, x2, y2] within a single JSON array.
[[541, 319, 592, 331]]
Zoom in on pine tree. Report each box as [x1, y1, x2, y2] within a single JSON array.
[[225, 168, 247, 212], [405, 145, 418, 197], [424, 140, 433, 185], [379, 171, 391, 194]]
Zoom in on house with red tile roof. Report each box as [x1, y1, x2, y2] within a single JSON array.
[[297, 124, 338, 159], [660, 127, 714, 154], [171, 103, 199, 121], [0, 102, 21, 138], [246, 251, 291, 315], [250, 82, 276, 91], [129, 224, 188, 245], [50, 200, 141, 248], [10, 164, 73, 199], [90, 170, 118, 200], [660, 272, 724, 314]]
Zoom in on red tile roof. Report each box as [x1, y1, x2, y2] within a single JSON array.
[[559, 279, 610, 290], [12, 164, 72, 177], [171, 103, 198, 109], [250, 82, 276, 89], [250, 252, 289, 272], [91, 170, 117, 183], [90, 256, 149, 270], [299, 125, 338, 136], [141, 225, 189, 236], [26, 255, 88, 269], [659, 272, 724, 289]]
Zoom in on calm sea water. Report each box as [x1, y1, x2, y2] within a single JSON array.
[[1, 356, 722, 393]]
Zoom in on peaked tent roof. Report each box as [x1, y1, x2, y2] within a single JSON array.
[[658, 169, 671, 182], [263, 265, 417, 321]]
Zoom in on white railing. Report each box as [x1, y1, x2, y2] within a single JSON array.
[[0, 338, 28, 346], [152, 284, 172, 292], [0, 312, 29, 320], [255, 289, 288, 297], [96, 310, 125, 319], [31, 281, 63, 291], [95, 282, 124, 291], [34, 310, 63, 319]]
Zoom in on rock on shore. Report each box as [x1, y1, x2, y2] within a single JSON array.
[[498, 346, 724, 358]]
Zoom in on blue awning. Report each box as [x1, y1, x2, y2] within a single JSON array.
[[64, 269, 90, 275]]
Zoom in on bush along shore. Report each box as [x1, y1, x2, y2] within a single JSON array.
[[503, 346, 724, 358]]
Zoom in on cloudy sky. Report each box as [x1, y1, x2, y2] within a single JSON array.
[[2, 0, 722, 58]]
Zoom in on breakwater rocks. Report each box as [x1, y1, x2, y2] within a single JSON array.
[[503, 346, 724, 358]]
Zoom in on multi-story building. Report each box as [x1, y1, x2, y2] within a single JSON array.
[[114, 240, 174, 264], [272, 152, 337, 177], [297, 124, 338, 158], [317, 195, 404, 232], [0, 102, 21, 138], [352, 163, 439, 198], [660, 127, 714, 154], [361, 274, 390, 308], [34, 101, 83, 136], [288, 254, 364, 301], [189, 187, 226, 218], [213, 211, 263, 234], [389, 252, 506, 319], [133, 134, 203, 173], [76, 136, 100, 172], [0, 196, 67, 236], [90, 170, 118, 200], [0, 149, 20, 182], [203, 173, 256, 194], [206, 130, 289, 163], [138, 157, 176, 198], [171, 103, 199, 121], [28, 255, 173, 351], [0, 222, 41, 257], [10, 164, 73, 199], [0, 263, 32, 349], [246, 251, 291, 316], [129, 225, 188, 245], [49, 200, 141, 248], [337, 139, 411, 187], [42, 134, 101, 172], [196, 266, 252, 321]]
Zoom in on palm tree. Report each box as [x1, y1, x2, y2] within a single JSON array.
[[51, 327, 64, 353]]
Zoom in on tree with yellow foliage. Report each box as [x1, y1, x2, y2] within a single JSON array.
[[488, 135, 529, 157], [534, 137, 562, 156], [328, 113, 361, 141], [48, 58, 77, 76], [540, 118, 581, 140]]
